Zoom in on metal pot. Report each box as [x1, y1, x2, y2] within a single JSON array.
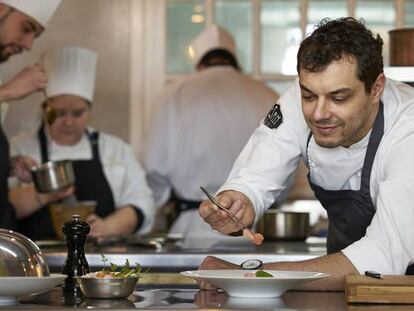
[[389, 28, 414, 66], [31, 160, 75, 193], [257, 210, 310, 241]]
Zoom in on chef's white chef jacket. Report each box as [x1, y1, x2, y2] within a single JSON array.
[[144, 66, 278, 240], [10, 127, 155, 234], [219, 77, 414, 275]]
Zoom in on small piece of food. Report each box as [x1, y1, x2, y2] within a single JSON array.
[[255, 270, 273, 278], [242, 229, 264, 245], [253, 233, 264, 245], [243, 272, 256, 277]]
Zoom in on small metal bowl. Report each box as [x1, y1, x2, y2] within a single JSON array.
[[76, 277, 139, 299]]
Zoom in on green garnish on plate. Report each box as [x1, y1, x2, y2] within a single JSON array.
[[255, 270, 273, 278]]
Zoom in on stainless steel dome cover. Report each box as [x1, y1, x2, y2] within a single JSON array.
[[0, 229, 50, 277]]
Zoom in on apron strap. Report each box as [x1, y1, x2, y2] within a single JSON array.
[[360, 101, 384, 193]]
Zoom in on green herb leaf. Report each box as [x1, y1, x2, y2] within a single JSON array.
[[255, 270, 273, 278], [98, 255, 146, 278]]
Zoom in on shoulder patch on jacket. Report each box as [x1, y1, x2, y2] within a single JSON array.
[[264, 103, 283, 129]]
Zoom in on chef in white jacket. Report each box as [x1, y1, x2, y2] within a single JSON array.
[[10, 46, 155, 240], [144, 25, 278, 244], [198, 17, 414, 290], [0, 0, 62, 231]]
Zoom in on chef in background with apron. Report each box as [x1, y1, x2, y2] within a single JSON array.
[[144, 25, 278, 246], [9, 46, 155, 240], [0, 0, 62, 230], [198, 17, 414, 290]]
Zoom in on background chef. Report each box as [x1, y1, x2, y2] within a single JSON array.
[[10, 46, 155, 240], [144, 25, 278, 244], [0, 0, 62, 230], [198, 17, 414, 290]]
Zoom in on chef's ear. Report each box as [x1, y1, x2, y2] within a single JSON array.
[[370, 73, 385, 102]]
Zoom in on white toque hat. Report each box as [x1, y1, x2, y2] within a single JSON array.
[[188, 25, 236, 65], [42, 46, 98, 102], [1, 0, 62, 28]]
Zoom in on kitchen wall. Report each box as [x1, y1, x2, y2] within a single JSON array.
[[2, 0, 132, 142]]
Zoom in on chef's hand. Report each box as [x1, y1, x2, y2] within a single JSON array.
[[86, 214, 110, 238], [10, 155, 37, 183], [199, 190, 255, 235], [0, 64, 47, 101], [36, 186, 75, 206], [197, 256, 238, 290]]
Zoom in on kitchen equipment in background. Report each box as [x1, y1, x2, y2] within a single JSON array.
[[257, 210, 310, 241], [0, 229, 49, 277], [49, 201, 96, 239], [389, 28, 414, 66], [31, 160, 75, 193]]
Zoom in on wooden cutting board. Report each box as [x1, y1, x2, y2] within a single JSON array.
[[346, 274, 414, 304]]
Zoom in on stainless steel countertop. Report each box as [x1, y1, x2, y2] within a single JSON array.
[[43, 239, 327, 272], [11, 286, 353, 310]]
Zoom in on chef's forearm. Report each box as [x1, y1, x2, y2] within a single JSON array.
[[263, 252, 358, 291], [9, 186, 43, 219], [104, 206, 139, 235]]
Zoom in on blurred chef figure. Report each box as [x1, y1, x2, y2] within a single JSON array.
[[10, 46, 155, 240], [144, 25, 278, 242], [0, 0, 62, 230]]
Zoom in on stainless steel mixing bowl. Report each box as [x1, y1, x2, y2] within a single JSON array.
[[0, 229, 50, 276], [76, 277, 139, 299]]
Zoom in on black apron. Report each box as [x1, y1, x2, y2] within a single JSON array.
[[16, 126, 116, 240], [307, 102, 413, 274], [0, 122, 16, 230]]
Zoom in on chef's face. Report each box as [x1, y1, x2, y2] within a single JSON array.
[[46, 95, 91, 146], [300, 56, 385, 148], [0, 5, 43, 62]]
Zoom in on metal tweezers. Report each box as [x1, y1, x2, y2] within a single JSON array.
[[200, 186, 246, 231]]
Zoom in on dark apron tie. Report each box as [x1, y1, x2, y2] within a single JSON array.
[[16, 126, 116, 240]]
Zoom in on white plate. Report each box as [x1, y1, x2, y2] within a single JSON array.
[[0, 274, 66, 305], [181, 270, 329, 298]]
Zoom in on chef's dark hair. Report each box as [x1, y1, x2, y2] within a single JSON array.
[[198, 49, 240, 71], [297, 17, 383, 92]]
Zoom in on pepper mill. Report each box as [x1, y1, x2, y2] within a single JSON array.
[[62, 214, 90, 292]]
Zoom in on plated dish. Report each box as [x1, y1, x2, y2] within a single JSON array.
[[76, 257, 142, 299], [0, 274, 66, 306], [181, 269, 329, 298]]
